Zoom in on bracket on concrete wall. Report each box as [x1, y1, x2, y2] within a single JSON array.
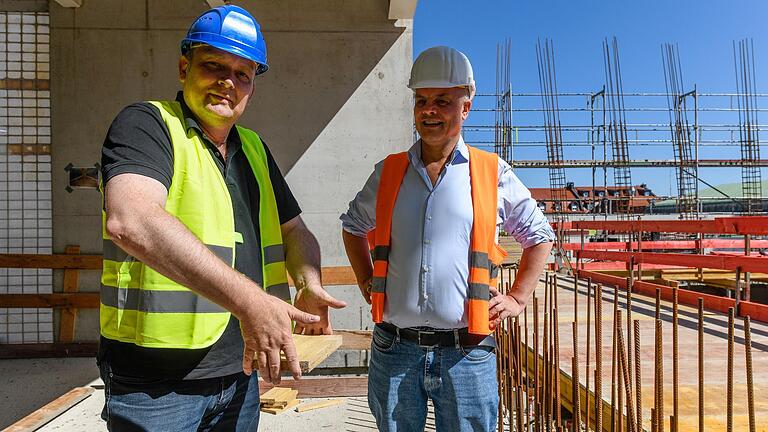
[[53, 0, 81, 7], [64, 163, 100, 193]]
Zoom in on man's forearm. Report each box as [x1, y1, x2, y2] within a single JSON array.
[[282, 217, 322, 290], [342, 229, 373, 286], [509, 241, 553, 307], [106, 197, 264, 319]]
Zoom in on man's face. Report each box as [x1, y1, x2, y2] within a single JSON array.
[[179, 45, 257, 128], [413, 87, 471, 148]]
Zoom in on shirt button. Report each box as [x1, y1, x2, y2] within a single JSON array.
[[422, 265, 429, 272], [424, 239, 431, 245], [427, 215, 432, 220]]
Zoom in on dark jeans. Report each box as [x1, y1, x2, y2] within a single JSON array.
[[367, 325, 499, 431], [99, 361, 260, 431]]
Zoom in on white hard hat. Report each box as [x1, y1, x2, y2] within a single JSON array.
[[408, 46, 476, 99]]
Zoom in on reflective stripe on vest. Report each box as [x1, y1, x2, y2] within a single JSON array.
[[369, 146, 505, 335], [99, 100, 289, 349]]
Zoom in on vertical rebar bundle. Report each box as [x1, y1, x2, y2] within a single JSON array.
[[662, 43, 699, 218], [495, 39, 514, 163], [733, 38, 763, 214], [603, 37, 633, 218], [536, 39, 569, 222]]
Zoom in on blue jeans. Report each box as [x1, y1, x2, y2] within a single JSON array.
[[368, 325, 499, 431], [99, 362, 261, 431]]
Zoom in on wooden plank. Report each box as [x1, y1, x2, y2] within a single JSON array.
[[7, 144, 51, 156], [288, 266, 357, 287], [5, 386, 94, 431], [260, 387, 294, 404], [260, 398, 300, 415], [259, 376, 367, 398], [262, 390, 298, 407], [295, 399, 344, 412], [280, 334, 342, 373], [336, 329, 372, 350], [0, 293, 99, 309], [0, 78, 50, 90], [0, 254, 101, 270], [0, 343, 98, 359], [59, 245, 80, 343]]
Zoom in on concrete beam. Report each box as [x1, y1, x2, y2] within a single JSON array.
[[53, 0, 81, 7], [389, 0, 417, 19]]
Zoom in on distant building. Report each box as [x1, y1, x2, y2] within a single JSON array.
[[530, 183, 657, 214]]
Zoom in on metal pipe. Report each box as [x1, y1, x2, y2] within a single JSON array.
[[698, 298, 704, 432], [573, 321, 580, 432], [634, 320, 642, 432], [616, 311, 636, 432], [585, 278, 593, 432], [611, 284, 619, 432], [655, 319, 664, 432], [525, 294, 531, 431], [672, 287, 679, 432], [595, 284, 604, 432], [727, 307, 734, 432], [744, 316, 755, 432], [534, 296, 541, 432], [555, 305, 562, 428]]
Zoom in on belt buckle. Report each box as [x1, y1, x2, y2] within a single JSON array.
[[417, 330, 435, 346]]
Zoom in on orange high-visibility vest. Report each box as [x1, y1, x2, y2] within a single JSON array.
[[368, 145, 507, 335]]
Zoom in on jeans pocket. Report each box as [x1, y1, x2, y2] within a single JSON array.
[[459, 345, 496, 362], [371, 326, 397, 352]]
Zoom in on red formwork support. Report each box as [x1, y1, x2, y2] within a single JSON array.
[[562, 239, 768, 251], [739, 301, 768, 322], [576, 261, 685, 271], [576, 250, 768, 273], [571, 216, 768, 235], [576, 270, 766, 321]]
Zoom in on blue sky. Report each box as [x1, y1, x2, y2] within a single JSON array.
[[414, 0, 768, 196]]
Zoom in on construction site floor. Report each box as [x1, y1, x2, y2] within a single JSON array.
[[0, 357, 438, 431], [537, 274, 768, 432]]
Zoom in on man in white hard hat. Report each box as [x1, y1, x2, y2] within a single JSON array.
[[341, 46, 554, 430]]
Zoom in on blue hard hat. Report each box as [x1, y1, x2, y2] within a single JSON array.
[[181, 5, 268, 75]]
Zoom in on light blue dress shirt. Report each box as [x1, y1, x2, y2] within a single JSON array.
[[341, 137, 555, 329]]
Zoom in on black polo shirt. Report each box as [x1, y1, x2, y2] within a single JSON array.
[[99, 92, 301, 380]]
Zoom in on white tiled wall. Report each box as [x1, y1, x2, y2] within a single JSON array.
[[0, 11, 53, 344]]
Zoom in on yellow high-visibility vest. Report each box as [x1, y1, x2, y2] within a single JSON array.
[[100, 100, 289, 349]]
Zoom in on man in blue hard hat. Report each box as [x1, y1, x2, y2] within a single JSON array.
[[98, 5, 345, 430]]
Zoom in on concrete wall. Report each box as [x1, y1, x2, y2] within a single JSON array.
[[48, 0, 413, 341]]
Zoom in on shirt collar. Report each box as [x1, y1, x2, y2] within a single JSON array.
[[175, 91, 242, 154], [407, 135, 469, 167]]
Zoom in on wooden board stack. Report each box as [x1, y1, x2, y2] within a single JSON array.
[[280, 334, 343, 373], [260, 387, 299, 415]]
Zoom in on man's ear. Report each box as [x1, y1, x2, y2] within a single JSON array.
[[462, 98, 472, 120], [179, 56, 190, 83]]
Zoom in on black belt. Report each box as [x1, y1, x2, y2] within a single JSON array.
[[377, 322, 496, 348]]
